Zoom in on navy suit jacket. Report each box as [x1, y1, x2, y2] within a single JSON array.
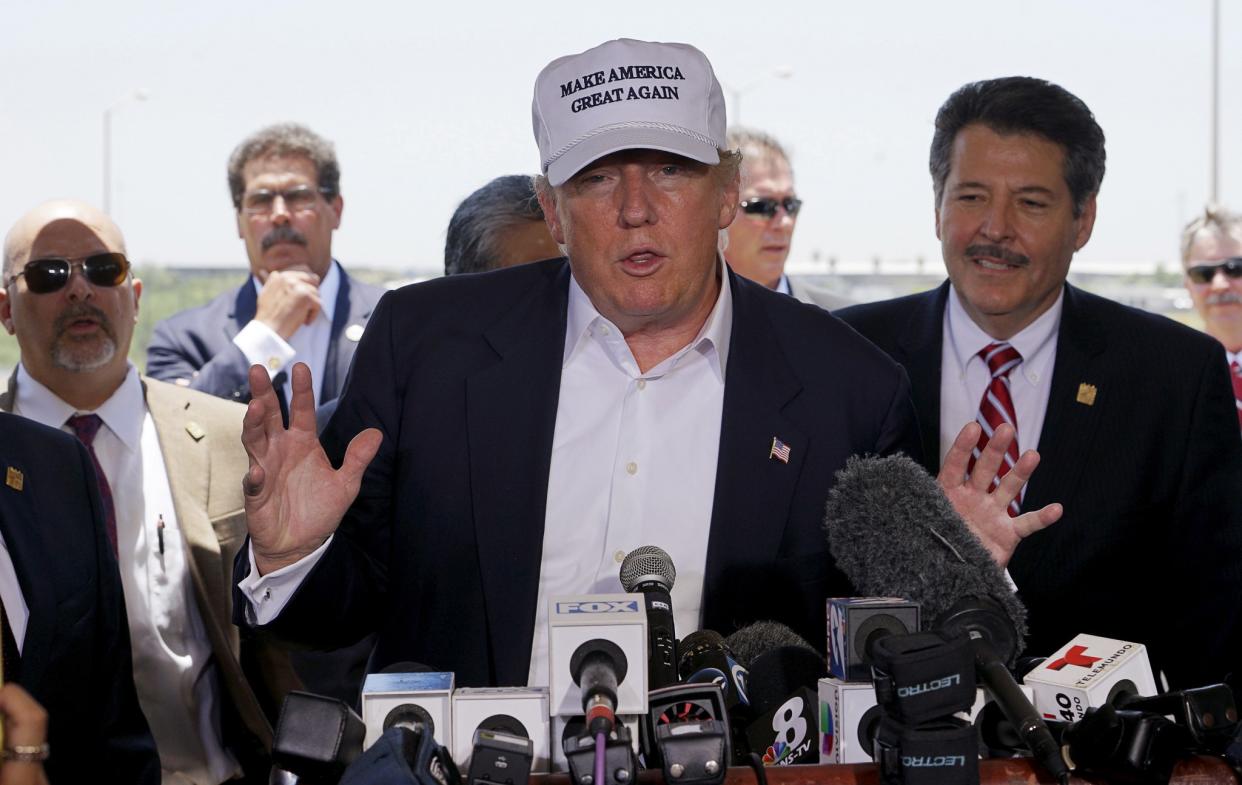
[[145, 262, 385, 405], [236, 259, 921, 686], [838, 282, 1242, 688], [0, 412, 159, 784]]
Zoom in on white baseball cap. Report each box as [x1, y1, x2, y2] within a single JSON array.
[[532, 38, 727, 187]]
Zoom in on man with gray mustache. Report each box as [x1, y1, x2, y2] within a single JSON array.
[[1180, 206, 1242, 430], [839, 76, 1242, 691], [147, 123, 385, 419]]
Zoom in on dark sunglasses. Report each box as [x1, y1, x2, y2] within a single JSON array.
[[7, 253, 130, 294], [739, 196, 803, 218], [1186, 256, 1242, 285]]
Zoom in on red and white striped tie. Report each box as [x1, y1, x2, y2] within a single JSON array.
[[968, 342, 1023, 517], [1231, 360, 1242, 431]]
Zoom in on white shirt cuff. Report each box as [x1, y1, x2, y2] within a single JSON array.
[[1003, 567, 1018, 593], [233, 320, 296, 377], [239, 535, 334, 625]]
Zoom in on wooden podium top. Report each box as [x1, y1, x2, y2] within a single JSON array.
[[533, 757, 1238, 785]]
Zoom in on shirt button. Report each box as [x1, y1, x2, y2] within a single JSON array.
[[267, 356, 281, 370], [626, 462, 638, 475], [636, 379, 646, 390], [600, 325, 611, 335], [614, 550, 626, 563]]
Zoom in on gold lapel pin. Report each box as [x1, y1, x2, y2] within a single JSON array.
[[1076, 383, 1098, 406], [6, 466, 23, 491], [185, 422, 206, 442]]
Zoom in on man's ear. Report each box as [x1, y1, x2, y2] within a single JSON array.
[[537, 186, 566, 245], [0, 287, 14, 335]]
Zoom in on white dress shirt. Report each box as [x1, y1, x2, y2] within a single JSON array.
[[939, 286, 1063, 471], [14, 364, 238, 784], [232, 260, 340, 405], [242, 261, 735, 689]]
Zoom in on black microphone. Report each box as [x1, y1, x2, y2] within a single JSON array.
[[727, 622, 825, 766], [570, 639, 628, 735], [619, 545, 679, 690], [824, 454, 1069, 785], [724, 621, 817, 670], [679, 630, 750, 711], [270, 691, 367, 784]]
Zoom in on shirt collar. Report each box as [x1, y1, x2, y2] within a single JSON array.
[[776, 275, 792, 295], [250, 258, 340, 324], [563, 256, 734, 382], [15, 362, 146, 452], [946, 284, 1063, 372]]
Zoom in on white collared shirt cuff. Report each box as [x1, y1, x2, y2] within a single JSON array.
[[239, 535, 334, 625], [233, 320, 296, 378], [1003, 567, 1018, 593]]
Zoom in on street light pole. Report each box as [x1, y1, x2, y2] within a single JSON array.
[[102, 89, 149, 215], [724, 66, 793, 125], [1210, 0, 1220, 203]]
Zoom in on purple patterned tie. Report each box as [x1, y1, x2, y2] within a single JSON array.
[[66, 414, 118, 556]]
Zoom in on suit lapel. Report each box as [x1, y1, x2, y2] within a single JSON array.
[[896, 283, 950, 472], [0, 429, 58, 689], [229, 278, 257, 343], [466, 263, 568, 685], [143, 381, 222, 614], [703, 274, 805, 610], [1012, 285, 1106, 576], [323, 268, 375, 402]]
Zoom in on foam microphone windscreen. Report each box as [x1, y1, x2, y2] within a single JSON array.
[[822, 454, 1027, 646], [725, 621, 817, 670]]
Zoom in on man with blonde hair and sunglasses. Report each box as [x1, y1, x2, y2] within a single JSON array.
[[1181, 205, 1242, 430], [724, 127, 850, 310], [0, 200, 296, 783]]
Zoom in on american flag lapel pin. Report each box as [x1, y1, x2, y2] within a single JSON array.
[[769, 437, 791, 464]]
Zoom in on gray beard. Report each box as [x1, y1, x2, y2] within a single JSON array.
[[52, 336, 117, 372]]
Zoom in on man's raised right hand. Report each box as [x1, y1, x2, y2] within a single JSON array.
[[241, 362, 382, 575]]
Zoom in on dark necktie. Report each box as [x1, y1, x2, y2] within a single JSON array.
[[66, 414, 119, 556], [272, 370, 290, 428], [967, 342, 1023, 517], [1231, 360, 1242, 431]]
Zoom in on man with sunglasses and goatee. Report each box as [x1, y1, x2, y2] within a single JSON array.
[[0, 200, 296, 784], [146, 123, 385, 421], [1180, 205, 1242, 431], [724, 127, 850, 310]]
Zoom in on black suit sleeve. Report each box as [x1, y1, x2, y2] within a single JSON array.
[[146, 316, 254, 402], [875, 365, 923, 466], [1159, 342, 1242, 688], [74, 438, 161, 784], [233, 293, 397, 650]]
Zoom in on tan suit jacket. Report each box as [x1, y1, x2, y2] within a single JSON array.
[[1, 372, 297, 771]]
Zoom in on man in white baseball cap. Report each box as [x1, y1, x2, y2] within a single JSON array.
[[233, 39, 1041, 689]]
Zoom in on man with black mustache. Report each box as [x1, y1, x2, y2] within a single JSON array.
[[837, 76, 1242, 690], [0, 200, 297, 783], [146, 123, 386, 418]]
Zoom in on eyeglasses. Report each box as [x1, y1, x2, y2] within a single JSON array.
[[739, 196, 803, 219], [7, 253, 130, 294], [1186, 257, 1242, 284], [241, 185, 333, 216]]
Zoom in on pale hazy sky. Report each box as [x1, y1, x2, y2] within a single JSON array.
[[2, 1, 1237, 272]]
